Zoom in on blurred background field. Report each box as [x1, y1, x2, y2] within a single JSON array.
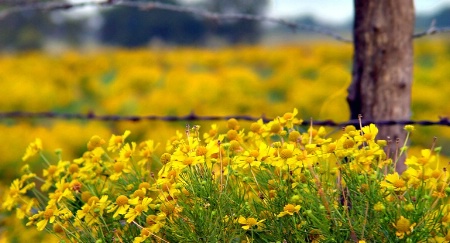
[[1, 39, 450, 184], [1, 0, 450, 241]]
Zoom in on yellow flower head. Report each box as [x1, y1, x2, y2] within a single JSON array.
[[277, 204, 301, 217], [393, 216, 416, 239], [238, 216, 265, 230], [107, 195, 139, 219], [405, 149, 436, 168], [373, 202, 385, 212], [108, 130, 131, 152], [404, 125, 415, 132], [35, 206, 72, 231], [22, 138, 43, 161], [87, 135, 105, 151], [119, 142, 137, 161], [124, 197, 153, 223], [361, 123, 378, 141], [280, 108, 303, 129], [380, 172, 407, 192], [227, 118, 240, 130], [133, 227, 152, 243]]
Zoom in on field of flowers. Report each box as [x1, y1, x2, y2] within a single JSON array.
[[0, 39, 449, 241]]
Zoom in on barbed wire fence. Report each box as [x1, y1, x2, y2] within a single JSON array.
[[1, 111, 449, 127], [0, 0, 450, 127], [1, 0, 450, 41]]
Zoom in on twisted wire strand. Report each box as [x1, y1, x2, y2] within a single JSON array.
[[1, 111, 448, 127]]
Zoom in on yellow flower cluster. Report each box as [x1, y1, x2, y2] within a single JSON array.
[[2, 109, 449, 241], [0, 40, 449, 188]]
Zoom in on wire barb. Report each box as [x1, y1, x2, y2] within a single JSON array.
[[413, 19, 450, 38]]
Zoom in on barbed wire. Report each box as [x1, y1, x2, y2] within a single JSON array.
[[413, 19, 450, 38], [0, 0, 449, 42], [0, 0, 350, 43], [1, 111, 449, 127]]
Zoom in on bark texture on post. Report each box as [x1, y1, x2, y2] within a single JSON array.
[[348, 0, 415, 172]]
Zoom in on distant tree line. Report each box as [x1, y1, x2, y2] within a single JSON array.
[[0, 0, 268, 50], [0, 0, 449, 50]]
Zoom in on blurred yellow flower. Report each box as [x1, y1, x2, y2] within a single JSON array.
[[34, 206, 73, 231], [359, 124, 378, 142], [277, 204, 301, 217], [107, 195, 139, 219], [280, 108, 303, 129], [393, 216, 416, 239], [2, 179, 35, 211], [238, 216, 265, 230], [125, 197, 153, 223], [405, 149, 436, 168], [404, 125, 415, 132], [22, 138, 42, 161], [380, 172, 407, 192], [108, 130, 131, 152]]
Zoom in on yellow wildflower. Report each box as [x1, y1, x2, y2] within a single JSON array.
[[16, 199, 35, 219], [119, 142, 137, 162], [145, 212, 166, 233], [203, 124, 218, 143], [34, 206, 73, 231], [172, 149, 204, 170], [107, 195, 139, 218], [280, 108, 303, 129], [133, 227, 153, 243], [124, 197, 153, 223], [77, 195, 110, 226], [277, 204, 301, 217], [356, 123, 378, 143], [108, 130, 131, 152], [272, 143, 300, 169], [249, 119, 265, 136], [238, 216, 265, 230], [48, 188, 75, 207], [234, 153, 260, 170], [393, 216, 416, 239], [288, 130, 301, 143], [373, 202, 385, 212], [42, 160, 70, 190], [22, 138, 43, 161], [138, 140, 159, 165], [2, 179, 35, 211], [138, 182, 152, 194], [404, 203, 415, 211], [227, 118, 240, 130], [110, 160, 133, 181], [87, 135, 105, 151], [404, 125, 415, 132], [268, 120, 283, 135], [380, 172, 407, 192], [344, 125, 357, 137], [405, 149, 436, 168]]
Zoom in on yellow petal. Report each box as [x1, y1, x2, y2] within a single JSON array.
[[242, 225, 250, 230], [36, 219, 48, 231], [421, 149, 431, 158], [238, 216, 247, 224]]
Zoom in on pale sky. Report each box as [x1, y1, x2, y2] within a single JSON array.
[[268, 0, 450, 24]]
